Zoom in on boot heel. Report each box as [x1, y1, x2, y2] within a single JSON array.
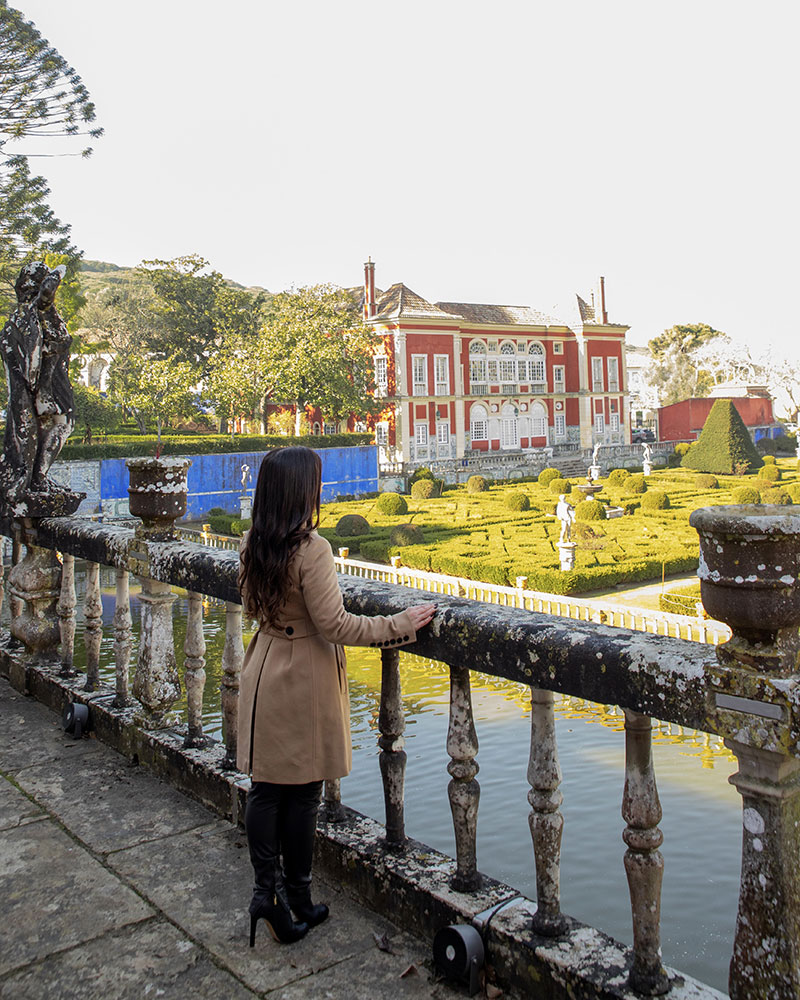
[[249, 914, 257, 947]]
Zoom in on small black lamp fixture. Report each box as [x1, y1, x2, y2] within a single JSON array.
[[433, 924, 484, 995], [62, 700, 90, 739]]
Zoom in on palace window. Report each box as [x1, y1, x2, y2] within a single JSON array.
[[437, 422, 450, 445], [469, 341, 487, 391], [554, 413, 566, 437], [528, 342, 545, 383], [553, 341, 564, 354], [324, 422, 338, 435], [434, 354, 450, 395], [592, 357, 604, 392], [553, 365, 565, 393], [374, 356, 388, 396], [412, 355, 428, 396], [470, 404, 488, 441], [415, 423, 429, 447], [607, 356, 620, 392], [498, 343, 516, 385], [530, 406, 547, 438], [610, 412, 620, 433], [594, 412, 605, 434], [376, 422, 389, 446]]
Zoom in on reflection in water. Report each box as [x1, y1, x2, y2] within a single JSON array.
[[2, 564, 739, 992]]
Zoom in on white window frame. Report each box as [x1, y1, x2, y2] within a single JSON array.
[[553, 365, 565, 393], [553, 341, 563, 354], [415, 423, 429, 447], [436, 421, 450, 445], [470, 405, 488, 441], [412, 354, 428, 396], [592, 357, 604, 393], [528, 342, 545, 383], [531, 408, 547, 439], [607, 356, 620, 393], [594, 412, 605, 435], [554, 413, 566, 438], [434, 354, 450, 396], [323, 422, 338, 435], [376, 421, 389, 446], [487, 359, 499, 382], [374, 355, 388, 396], [610, 412, 620, 433]]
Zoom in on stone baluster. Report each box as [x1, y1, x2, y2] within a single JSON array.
[[9, 538, 23, 619], [322, 778, 345, 822], [183, 591, 207, 747], [8, 544, 62, 655], [221, 601, 243, 768], [622, 709, 669, 995], [133, 577, 179, 728], [447, 663, 481, 891], [83, 561, 103, 691], [112, 568, 132, 707], [528, 687, 566, 936], [725, 741, 800, 1000], [378, 646, 406, 846], [56, 554, 77, 677]]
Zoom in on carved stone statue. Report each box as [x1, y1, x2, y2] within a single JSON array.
[[556, 494, 575, 543], [592, 442, 601, 466], [642, 442, 652, 465], [240, 463, 250, 492], [0, 262, 83, 517]]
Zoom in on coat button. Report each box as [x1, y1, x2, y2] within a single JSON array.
[[285, 626, 294, 636], [403, 635, 409, 641]]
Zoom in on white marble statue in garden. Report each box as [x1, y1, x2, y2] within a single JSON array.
[[556, 494, 575, 543]]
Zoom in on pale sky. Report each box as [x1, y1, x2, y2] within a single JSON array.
[[14, 1, 800, 354]]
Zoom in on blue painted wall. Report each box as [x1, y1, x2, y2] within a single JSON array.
[[61, 446, 378, 519]]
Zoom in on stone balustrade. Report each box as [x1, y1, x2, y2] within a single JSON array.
[[1, 505, 799, 1000]]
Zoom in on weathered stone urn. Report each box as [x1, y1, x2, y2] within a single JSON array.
[[689, 505, 800, 671], [127, 457, 191, 539]]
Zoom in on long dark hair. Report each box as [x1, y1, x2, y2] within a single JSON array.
[[239, 447, 322, 625]]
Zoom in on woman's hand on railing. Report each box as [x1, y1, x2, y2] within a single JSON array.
[[407, 602, 437, 630]]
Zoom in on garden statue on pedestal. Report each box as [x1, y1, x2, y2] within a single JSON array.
[[240, 463, 252, 519], [556, 493, 577, 571], [642, 442, 652, 476], [588, 441, 601, 482], [0, 262, 83, 518]]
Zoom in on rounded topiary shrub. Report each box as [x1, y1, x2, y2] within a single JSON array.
[[733, 486, 761, 504], [757, 464, 781, 482], [674, 442, 692, 458], [466, 475, 489, 493], [411, 479, 437, 500], [375, 491, 408, 515], [625, 473, 648, 494], [762, 454, 777, 465], [410, 466, 434, 483], [695, 474, 719, 490], [575, 499, 606, 521], [787, 483, 800, 503], [760, 488, 793, 506], [538, 467, 562, 488], [549, 478, 571, 495], [336, 514, 371, 536], [606, 468, 630, 487], [641, 490, 670, 510], [504, 491, 531, 511], [389, 523, 424, 546]]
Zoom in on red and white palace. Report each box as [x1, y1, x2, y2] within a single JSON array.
[[361, 261, 630, 467]]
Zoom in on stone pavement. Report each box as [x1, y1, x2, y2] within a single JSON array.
[[0, 677, 466, 999]]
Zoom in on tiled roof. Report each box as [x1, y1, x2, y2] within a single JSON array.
[[373, 283, 458, 320], [576, 295, 595, 322], [434, 302, 562, 327]]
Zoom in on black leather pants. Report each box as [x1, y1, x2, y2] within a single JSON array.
[[245, 780, 323, 902]]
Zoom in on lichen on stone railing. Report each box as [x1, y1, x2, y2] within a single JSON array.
[[2, 500, 800, 998]]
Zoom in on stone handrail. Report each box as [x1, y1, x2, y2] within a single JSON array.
[[2, 510, 799, 999]]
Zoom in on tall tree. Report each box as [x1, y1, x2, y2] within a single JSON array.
[[648, 323, 725, 405], [107, 352, 197, 441], [0, 1, 102, 311], [137, 255, 267, 367], [262, 284, 381, 435]]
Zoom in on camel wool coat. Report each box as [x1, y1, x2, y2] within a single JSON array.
[[237, 530, 418, 784]]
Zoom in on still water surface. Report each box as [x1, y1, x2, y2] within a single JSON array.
[[8, 568, 740, 992]]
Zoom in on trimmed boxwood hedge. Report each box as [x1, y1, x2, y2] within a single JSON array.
[[575, 499, 606, 521], [641, 490, 670, 510], [389, 523, 425, 546], [504, 492, 531, 511], [60, 432, 374, 461], [411, 479, 438, 499], [680, 399, 763, 474], [757, 464, 781, 482], [466, 475, 489, 493], [606, 468, 630, 487], [549, 478, 571, 495], [760, 487, 793, 505], [336, 514, 371, 536], [625, 474, 648, 494], [538, 467, 562, 487], [375, 492, 408, 515], [695, 474, 719, 490], [733, 486, 761, 503]]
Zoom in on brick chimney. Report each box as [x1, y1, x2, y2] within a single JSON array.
[[364, 258, 376, 319], [598, 276, 608, 324]]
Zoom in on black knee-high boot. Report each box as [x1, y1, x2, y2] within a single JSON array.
[[280, 780, 329, 926], [245, 782, 308, 945]]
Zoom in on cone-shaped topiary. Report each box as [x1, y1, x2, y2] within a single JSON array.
[[680, 399, 763, 474]]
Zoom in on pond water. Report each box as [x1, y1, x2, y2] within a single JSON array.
[[2, 566, 740, 992]]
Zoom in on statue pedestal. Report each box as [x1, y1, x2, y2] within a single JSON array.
[[588, 465, 601, 481], [642, 461, 652, 476], [557, 542, 576, 571], [240, 494, 252, 520]]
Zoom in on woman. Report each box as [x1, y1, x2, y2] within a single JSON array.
[[238, 447, 436, 946]]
